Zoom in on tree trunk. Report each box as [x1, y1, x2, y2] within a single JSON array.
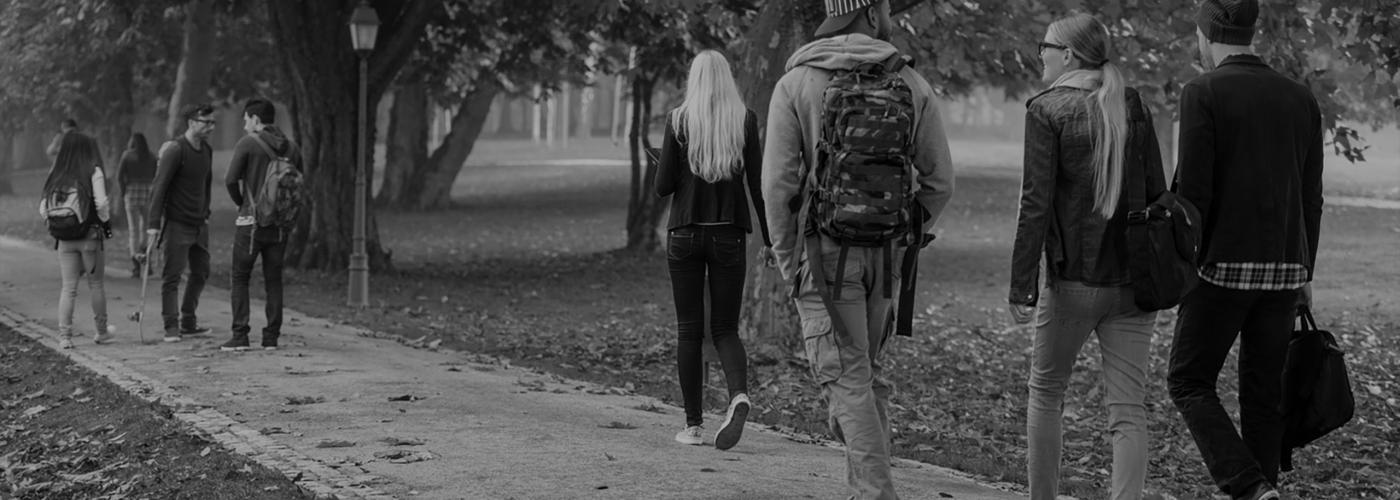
[[413, 84, 499, 210], [376, 81, 429, 206], [732, 0, 825, 354], [165, 0, 216, 139], [0, 133, 13, 196], [267, 0, 437, 271], [624, 77, 665, 253]]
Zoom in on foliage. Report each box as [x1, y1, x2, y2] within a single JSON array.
[[894, 0, 1399, 161]]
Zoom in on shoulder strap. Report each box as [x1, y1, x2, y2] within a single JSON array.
[[1127, 134, 1147, 214], [881, 53, 908, 73], [248, 134, 281, 160]]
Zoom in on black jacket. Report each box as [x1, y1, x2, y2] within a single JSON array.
[[1010, 86, 1166, 306], [655, 109, 771, 246], [1177, 55, 1324, 276], [147, 136, 213, 229]]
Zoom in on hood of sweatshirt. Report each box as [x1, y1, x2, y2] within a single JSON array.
[[784, 33, 900, 72], [255, 125, 294, 157]]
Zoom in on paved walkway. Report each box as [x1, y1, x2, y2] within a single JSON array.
[[0, 236, 1023, 500]]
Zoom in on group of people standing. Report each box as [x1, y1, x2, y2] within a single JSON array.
[[655, 1, 1321, 500], [39, 99, 301, 353]]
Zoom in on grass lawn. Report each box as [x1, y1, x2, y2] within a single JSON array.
[[2, 148, 1396, 499]]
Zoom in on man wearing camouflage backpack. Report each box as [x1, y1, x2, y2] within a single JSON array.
[[761, 1, 954, 498], [221, 98, 303, 351]]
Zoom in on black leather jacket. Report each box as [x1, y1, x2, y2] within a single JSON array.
[[1009, 86, 1166, 306]]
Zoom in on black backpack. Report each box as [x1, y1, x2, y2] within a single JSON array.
[[1280, 307, 1354, 472]]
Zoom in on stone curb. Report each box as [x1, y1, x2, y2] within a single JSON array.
[[0, 307, 398, 500]]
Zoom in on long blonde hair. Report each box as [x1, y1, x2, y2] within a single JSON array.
[[1049, 14, 1127, 218], [670, 50, 747, 183]]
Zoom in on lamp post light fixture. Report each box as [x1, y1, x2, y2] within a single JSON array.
[[347, 1, 379, 307]]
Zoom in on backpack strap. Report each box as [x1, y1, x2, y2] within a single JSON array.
[[248, 133, 280, 160], [880, 53, 908, 74], [894, 206, 928, 337]]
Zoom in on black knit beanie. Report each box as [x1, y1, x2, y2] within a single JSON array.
[[1197, 0, 1258, 45]]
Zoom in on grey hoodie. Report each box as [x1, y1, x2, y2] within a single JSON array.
[[225, 125, 300, 219], [761, 34, 956, 281]]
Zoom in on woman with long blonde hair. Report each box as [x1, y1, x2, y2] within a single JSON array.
[[655, 49, 770, 450], [1008, 13, 1167, 500]]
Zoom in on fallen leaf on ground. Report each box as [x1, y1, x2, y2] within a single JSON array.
[[285, 396, 326, 405], [373, 450, 436, 463], [598, 421, 637, 430], [387, 394, 424, 402], [316, 440, 355, 448], [22, 405, 48, 417], [378, 437, 425, 446]]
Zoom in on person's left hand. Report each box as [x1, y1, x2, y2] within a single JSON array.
[[1009, 303, 1035, 324]]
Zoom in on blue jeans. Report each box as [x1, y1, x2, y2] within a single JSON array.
[[666, 224, 749, 427], [160, 220, 210, 333], [56, 230, 106, 338], [230, 225, 286, 343], [1168, 281, 1299, 497], [1027, 280, 1155, 500], [794, 234, 901, 500]]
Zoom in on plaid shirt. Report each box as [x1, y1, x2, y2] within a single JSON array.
[[1199, 262, 1309, 291]]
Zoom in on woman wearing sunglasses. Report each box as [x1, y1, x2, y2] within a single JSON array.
[[1009, 13, 1167, 500]]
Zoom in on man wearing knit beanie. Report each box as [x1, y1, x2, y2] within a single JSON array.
[[1168, 1, 1325, 500]]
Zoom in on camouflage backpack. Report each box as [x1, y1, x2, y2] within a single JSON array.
[[807, 54, 920, 301]]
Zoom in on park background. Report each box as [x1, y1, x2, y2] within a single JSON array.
[[0, 1, 1397, 499]]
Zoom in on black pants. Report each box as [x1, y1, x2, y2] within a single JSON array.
[[230, 225, 286, 343], [666, 224, 749, 427], [160, 220, 210, 333], [1168, 281, 1300, 497]]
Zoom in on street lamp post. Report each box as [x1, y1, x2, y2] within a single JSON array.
[[347, 1, 379, 307]]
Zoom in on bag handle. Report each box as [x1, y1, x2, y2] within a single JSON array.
[[1297, 305, 1319, 332]]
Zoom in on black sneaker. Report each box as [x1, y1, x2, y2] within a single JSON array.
[[180, 326, 212, 337], [714, 393, 751, 451], [220, 337, 250, 352], [261, 335, 279, 351]]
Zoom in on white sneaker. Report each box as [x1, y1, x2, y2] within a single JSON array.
[[714, 393, 751, 451], [674, 425, 703, 446], [58, 338, 74, 349]]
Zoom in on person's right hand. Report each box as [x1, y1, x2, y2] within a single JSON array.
[[1009, 303, 1035, 324], [146, 228, 159, 237]]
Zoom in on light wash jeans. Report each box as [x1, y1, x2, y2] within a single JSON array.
[[794, 234, 903, 500], [1027, 280, 1155, 500], [57, 230, 107, 339]]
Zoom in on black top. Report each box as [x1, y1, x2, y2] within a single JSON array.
[[655, 109, 771, 246], [147, 136, 213, 228], [1010, 87, 1166, 306], [1177, 54, 1324, 274], [116, 150, 157, 188]]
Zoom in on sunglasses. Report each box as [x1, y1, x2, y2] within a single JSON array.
[[192, 118, 216, 126], [1038, 41, 1069, 55]]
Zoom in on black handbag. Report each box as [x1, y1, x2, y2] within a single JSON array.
[[1280, 307, 1354, 472], [1125, 155, 1202, 311]]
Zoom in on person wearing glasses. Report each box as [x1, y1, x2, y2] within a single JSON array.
[[146, 103, 218, 343], [1009, 13, 1166, 500]]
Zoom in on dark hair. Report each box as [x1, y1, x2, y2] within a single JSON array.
[[43, 132, 102, 207], [61, 118, 78, 129], [126, 132, 154, 164], [243, 99, 276, 125], [181, 103, 216, 122]]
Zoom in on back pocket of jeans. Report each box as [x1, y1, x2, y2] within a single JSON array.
[[667, 232, 695, 260]]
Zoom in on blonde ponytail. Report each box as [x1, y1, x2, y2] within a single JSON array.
[[1092, 61, 1127, 218]]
